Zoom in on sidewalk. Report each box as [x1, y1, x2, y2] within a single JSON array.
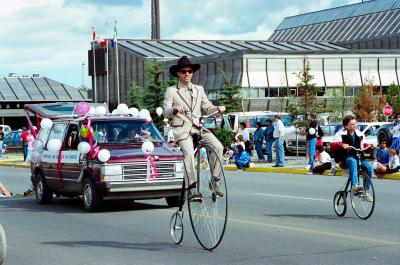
[[1, 153, 399, 180]]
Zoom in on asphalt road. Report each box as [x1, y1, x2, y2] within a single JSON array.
[[1, 167, 399, 265]]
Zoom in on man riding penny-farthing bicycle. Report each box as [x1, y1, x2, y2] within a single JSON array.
[[163, 56, 228, 250]]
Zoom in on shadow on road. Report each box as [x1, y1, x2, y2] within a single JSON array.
[[264, 213, 356, 220], [41, 240, 199, 252], [0, 197, 171, 214]]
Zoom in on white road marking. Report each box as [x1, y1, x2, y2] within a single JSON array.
[[253, 192, 331, 202]]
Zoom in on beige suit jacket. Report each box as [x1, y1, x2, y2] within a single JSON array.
[[163, 82, 218, 142]]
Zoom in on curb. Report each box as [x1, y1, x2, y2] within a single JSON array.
[[0, 162, 398, 180], [223, 165, 400, 180]]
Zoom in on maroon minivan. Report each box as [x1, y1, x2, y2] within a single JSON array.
[[24, 103, 184, 211]]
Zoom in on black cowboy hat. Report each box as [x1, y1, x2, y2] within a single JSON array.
[[169, 56, 200, 78]]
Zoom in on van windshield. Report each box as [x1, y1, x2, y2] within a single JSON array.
[[238, 114, 293, 127], [91, 120, 164, 144]]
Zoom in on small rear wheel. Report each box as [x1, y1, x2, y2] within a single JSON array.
[[170, 211, 184, 244], [350, 174, 375, 220], [82, 178, 103, 211], [0, 224, 6, 265], [333, 191, 347, 217]]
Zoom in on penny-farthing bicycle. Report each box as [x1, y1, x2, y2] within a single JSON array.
[[170, 111, 228, 250]]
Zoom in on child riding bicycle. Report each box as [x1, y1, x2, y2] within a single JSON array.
[[340, 115, 374, 202]]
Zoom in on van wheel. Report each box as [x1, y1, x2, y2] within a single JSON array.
[[35, 174, 53, 204], [82, 178, 103, 211]]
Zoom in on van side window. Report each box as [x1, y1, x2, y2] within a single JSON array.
[[64, 124, 79, 150]]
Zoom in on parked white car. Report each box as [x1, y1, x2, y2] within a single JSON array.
[[0, 125, 11, 135]]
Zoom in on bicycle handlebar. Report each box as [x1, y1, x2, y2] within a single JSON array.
[[185, 111, 220, 119], [348, 145, 371, 152]]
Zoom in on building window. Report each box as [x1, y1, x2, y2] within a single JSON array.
[[286, 58, 304, 87], [379, 58, 397, 86], [343, 58, 361, 87], [361, 57, 379, 86], [324, 58, 343, 87], [269, 87, 278, 97], [267, 59, 286, 87]]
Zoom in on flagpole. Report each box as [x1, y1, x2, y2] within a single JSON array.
[[92, 26, 97, 103], [105, 22, 110, 107], [115, 20, 120, 105]]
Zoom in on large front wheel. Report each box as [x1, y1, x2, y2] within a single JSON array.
[[188, 144, 228, 251], [350, 174, 375, 220]]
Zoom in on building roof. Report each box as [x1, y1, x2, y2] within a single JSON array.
[[0, 76, 88, 102], [117, 39, 349, 59], [276, 0, 400, 30], [269, 0, 400, 43]]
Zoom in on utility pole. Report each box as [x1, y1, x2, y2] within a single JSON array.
[[151, 0, 160, 39]]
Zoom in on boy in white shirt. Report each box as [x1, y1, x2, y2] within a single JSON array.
[[312, 145, 332, 174], [387, 149, 400, 174]]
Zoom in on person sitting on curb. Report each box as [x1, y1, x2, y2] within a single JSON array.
[[373, 140, 389, 176], [223, 145, 234, 165], [234, 144, 251, 171], [0, 181, 12, 197], [311, 145, 332, 174], [387, 149, 400, 174]]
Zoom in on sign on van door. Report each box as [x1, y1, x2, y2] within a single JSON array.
[[42, 150, 80, 164]]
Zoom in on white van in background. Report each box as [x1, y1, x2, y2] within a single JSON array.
[[224, 111, 297, 152], [0, 125, 11, 135]]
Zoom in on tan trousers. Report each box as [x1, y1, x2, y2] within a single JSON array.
[[178, 129, 223, 188]]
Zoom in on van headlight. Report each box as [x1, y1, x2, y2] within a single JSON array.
[[175, 161, 184, 173], [101, 164, 123, 181]]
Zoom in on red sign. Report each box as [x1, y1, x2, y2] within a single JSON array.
[[383, 105, 393, 117]]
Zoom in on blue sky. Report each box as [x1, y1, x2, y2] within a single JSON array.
[[0, 0, 359, 89]]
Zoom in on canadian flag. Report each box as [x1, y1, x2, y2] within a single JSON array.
[[97, 38, 107, 47]]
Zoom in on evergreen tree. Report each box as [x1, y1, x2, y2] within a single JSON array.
[[218, 71, 242, 112], [386, 82, 400, 115], [295, 58, 325, 114]]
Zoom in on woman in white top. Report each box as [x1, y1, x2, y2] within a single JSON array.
[[390, 113, 400, 151], [312, 145, 332, 174], [235, 122, 251, 154]]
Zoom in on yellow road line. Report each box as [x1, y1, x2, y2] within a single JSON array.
[[159, 208, 399, 245]]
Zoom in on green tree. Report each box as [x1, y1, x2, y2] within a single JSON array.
[[327, 87, 345, 123], [218, 71, 242, 113], [129, 58, 177, 130], [386, 82, 400, 115], [295, 58, 325, 114], [215, 127, 233, 149]]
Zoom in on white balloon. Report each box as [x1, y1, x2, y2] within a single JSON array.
[[77, 142, 91, 155], [117, 104, 129, 114], [40, 118, 53, 130], [88, 106, 96, 115], [111, 109, 119, 115], [141, 141, 154, 155], [47, 139, 62, 152], [308, 127, 316, 135], [127, 107, 139, 117], [30, 151, 43, 163], [95, 106, 107, 115], [139, 109, 152, 121], [156, 107, 163, 116], [98, 149, 111, 162]]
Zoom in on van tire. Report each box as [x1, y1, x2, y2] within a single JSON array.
[[82, 178, 103, 211], [166, 195, 182, 207], [35, 173, 53, 204]]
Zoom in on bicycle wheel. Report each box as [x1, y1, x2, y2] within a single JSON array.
[[170, 211, 184, 244], [188, 144, 228, 251], [350, 173, 375, 220], [333, 191, 347, 217], [0, 224, 6, 265]]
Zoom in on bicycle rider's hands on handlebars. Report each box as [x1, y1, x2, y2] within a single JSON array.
[[173, 106, 188, 115]]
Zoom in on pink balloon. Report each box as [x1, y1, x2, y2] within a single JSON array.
[[75, 102, 91, 115]]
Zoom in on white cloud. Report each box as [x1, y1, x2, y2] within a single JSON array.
[[0, 0, 361, 88]]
